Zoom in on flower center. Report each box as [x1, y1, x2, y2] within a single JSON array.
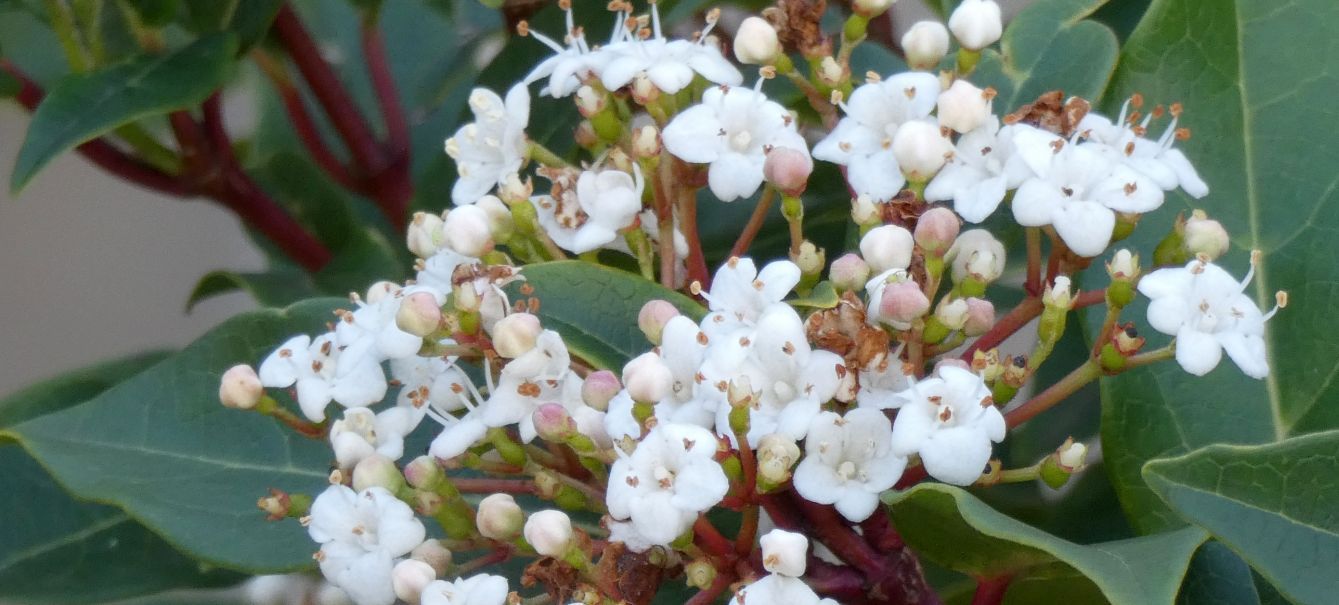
[[729, 130, 753, 152], [654, 464, 676, 489], [837, 460, 857, 481]]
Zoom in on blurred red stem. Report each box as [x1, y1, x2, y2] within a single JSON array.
[[252, 50, 367, 193], [971, 576, 1012, 605]]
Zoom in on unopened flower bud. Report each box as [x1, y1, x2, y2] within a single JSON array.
[[475, 195, 514, 242], [860, 225, 915, 273], [632, 124, 661, 159], [365, 281, 400, 304], [757, 433, 801, 487], [412, 539, 453, 576], [497, 173, 533, 205], [914, 207, 961, 255], [392, 559, 437, 604], [949, 229, 1006, 284], [734, 17, 781, 65], [760, 529, 809, 577], [404, 455, 443, 490], [879, 280, 931, 324], [1043, 276, 1075, 310], [764, 147, 814, 196], [492, 312, 541, 358], [352, 454, 403, 493], [575, 120, 600, 148], [830, 253, 871, 292], [937, 80, 993, 134], [935, 297, 970, 331], [443, 204, 494, 257], [948, 0, 1002, 51], [893, 120, 954, 182], [1183, 210, 1229, 260], [902, 21, 950, 70], [575, 85, 606, 117], [476, 493, 525, 540], [852, 194, 880, 224], [638, 299, 680, 345], [533, 403, 578, 442], [727, 375, 757, 410], [219, 364, 262, 410], [524, 509, 574, 557], [1107, 248, 1139, 280], [396, 292, 442, 337], [628, 73, 660, 106], [817, 56, 844, 86], [790, 240, 825, 277], [624, 352, 672, 403], [581, 370, 621, 411], [853, 0, 894, 17], [963, 297, 994, 336], [1057, 438, 1088, 472], [407, 212, 445, 258]]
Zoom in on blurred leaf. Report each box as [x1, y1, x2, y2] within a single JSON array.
[[508, 261, 705, 370], [1088, 0, 1152, 41], [2, 299, 348, 572], [1176, 541, 1261, 605], [1095, 0, 1339, 533], [10, 33, 238, 192], [788, 281, 840, 309], [1144, 431, 1339, 605], [970, 0, 1119, 111], [884, 483, 1206, 604], [121, 0, 178, 28], [186, 269, 320, 311], [0, 354, 242, 604], [181, 0, 285, 53]]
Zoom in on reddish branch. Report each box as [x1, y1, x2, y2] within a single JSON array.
[[970, 576, 1012, 605], [960, 297, 1044, 361], [252, 50, 367, 193]]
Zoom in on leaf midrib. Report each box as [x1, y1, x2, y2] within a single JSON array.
[[0, 512, 129, 572]]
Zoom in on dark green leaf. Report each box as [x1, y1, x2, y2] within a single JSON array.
[[1177, 542, 1260, 605], [3, 299, 349, 572], [0, 354, 241, 603], [121, 0, 178, 27], [509, 261, 705, 370], [181, 0, 284, 53], [970, 0, 1119, 111], [1096, 0, 1339, 533], [10, 33, 238, 191], [884, 483, 1206, 604], [186, 269, 321, 311], [1144, 431, 1339, 605]]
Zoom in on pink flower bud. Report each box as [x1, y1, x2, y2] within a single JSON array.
[[392, 559, 437, 604], [760, 529, 809, 577], [830, 253, 871, 292], [582, 370, 622, 411], [407, 211, 445, 258], [623, 352, 673, 403], [879, 281, 931, 324], [219, 364, 262, 410], [764, 147, 814, 197], [476, 493, 524, 540], [638, 299, 680, 345], [733, 17, 780, 65], [492, 312, 541, 358], [963, 297, 995, 336], [902, 21, 950, 70], [524, 509, 574, 557], [914, 207, 961, 255], [396, 292, 442, 337], [412, 539, 453, 575], [404, 455, 443, 490], [533, 403, 578, 442], [442, 204, 494, 257]]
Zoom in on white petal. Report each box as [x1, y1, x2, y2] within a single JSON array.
[[834, 489, 880, 522], [847, 150, 905, 200], [1218, 331, 1269, 379], [792, 459, 844, 505], [1145, 296, 1190, 336], [707, 152, 765, 201], [1164, 148, 1209, 198], [662, 106, 725, 164], [1137, 267, 1192, 300], [1175, 325, 1223, 376], [919, 426, 993, 486], [1052, 200, 1115, 257], [1010, 178, 1061, 226], [953, 173, 1008, 223]]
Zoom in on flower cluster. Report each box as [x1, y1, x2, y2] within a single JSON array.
[[218, 0, 1287, 603]]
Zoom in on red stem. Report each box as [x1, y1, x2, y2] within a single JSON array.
[[894, 464, 928, 490], [360, 19, 409, 156], [693, 516, 734, 558], [1074, 288, 1105, 309], [677, 184, 711, 288], [970, 576, 1012, 605], [272, 4, 385, 172], [787, 493, 886, 576], [960, 297, 1044, 361], [252, 51, 367, 193], [728, 187, 776, 259]]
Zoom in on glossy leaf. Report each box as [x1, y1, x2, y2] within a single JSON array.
[[10, 33, 238, 191], [884, 483, 1206, 604], [509, 261, 705, 371], [1096, 0, 1339, 533], [1144, 431, 1339, 605], [181, 0, 285, 52], [186, 269, 321, 311], [3, 299, 348, 572], [0, 351, 169, 429]]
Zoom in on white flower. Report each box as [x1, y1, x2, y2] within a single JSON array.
[[308, 485, 427, 605], [444, 85, 530, 205], [1078, 99, 1208, 198], [532, 166, 645, 254], [599, 5, 741, 94], [419, 575, 509, 605], [1138, 257, 1277, 378], [699, 258, 801, 337], [662, 85, 808, 201], [1011, 141, 1163, 257], [890, 366, 1005, 485], [522, 4, 611, 98], [947, 228, 1006, 283], [425, 367, 490, 460], [606, 422, 729, 546], [337, 285, 443, 361], [330, 407, 422, 468], [760, 529, 809, 577], [793, 408, 907, 522], [926, 119, 1058, 222], [813, 72, 941, 200], [259, 334, 387, 422], [855, 349, 913, 409], [478, 330, 584, 443], [729, 574, 839, 605]]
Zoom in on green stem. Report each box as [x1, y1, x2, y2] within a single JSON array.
[[527, 140, 569, 168], [1005, 361, 1100, 428], [44, 0, 90, 72]]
